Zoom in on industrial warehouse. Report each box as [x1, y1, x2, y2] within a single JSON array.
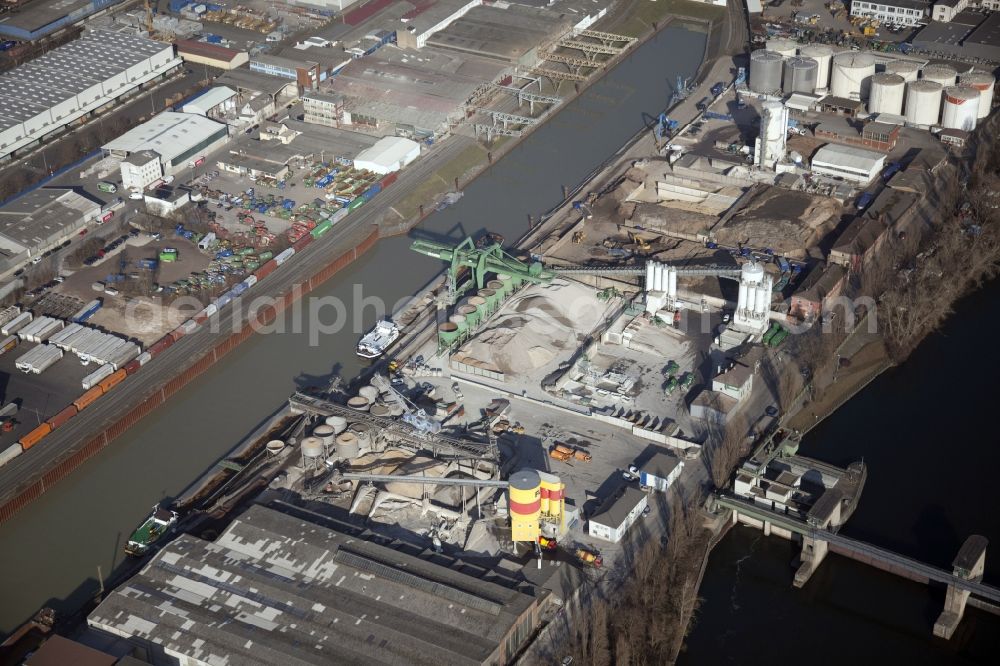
[[0, 30, 181, 160]]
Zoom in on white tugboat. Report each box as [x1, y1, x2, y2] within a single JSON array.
[[357, 320, 400, 359]]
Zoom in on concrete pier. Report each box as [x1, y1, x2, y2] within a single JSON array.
[[934, 535, 989, 639]]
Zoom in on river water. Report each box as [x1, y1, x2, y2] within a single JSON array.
[[0, 26, 709, 634], [682, 279, 1000, 663]]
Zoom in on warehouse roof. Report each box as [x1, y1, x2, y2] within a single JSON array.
[[103, 112, 228, 164], [182, 86, 237, 115], [811, 143, 885, 172], [0, 30, 172, 131], [87, 504, 543, 666], [589, 486, 647, 528], [0, 188, 100, 250]]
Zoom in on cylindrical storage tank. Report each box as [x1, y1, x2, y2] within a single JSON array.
[[457, 304, 480, 328], [885, 59, 920, 82], [508, 468, 541, 542], [370, 403, 392, 417], [905, 80, 943, 125], [960, 71, 995, 119], [783, 56, 818, 94], [831, 52, 876, 100], [266, 439, 284, 456], [766, 37, 798, 57], [921, 64, 957, 88], [313, 424, 336, 449], [438, 322, 461, 347], [301, 436, 324, 462], [486, 279, 507, 298], [348, 422, 372, 447], [359, 385, 379, 402], [799, 44, 834, 89], [335, 432, 360, 459], [868, 73, 906, 115], [941, 85, 980, 131], [325, 415, 348, 434], [749, 49, 783, 94], [347, 396, 370, 412]]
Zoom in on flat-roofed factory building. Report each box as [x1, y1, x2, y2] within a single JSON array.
[[87, 504, 549, 666]]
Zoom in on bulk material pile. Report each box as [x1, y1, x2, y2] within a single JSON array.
[[48, 323, 140, 369], [15, 344, 64, 374]]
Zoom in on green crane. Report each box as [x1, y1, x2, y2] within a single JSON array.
[[410, 237, 554, 302]]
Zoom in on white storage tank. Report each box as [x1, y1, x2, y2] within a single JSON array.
[[868, 73, 906, 115], [904, 80, 943, 126], [799, 44, 834, 89], [884, 60, 921, 82], [941, 85, 980, 131], [749, 49, 783, 94], [921, 64, 957, 87], [960, 71, 995, 119], [325, 415, 348, 434], [783, 57, 819, 94], [767, 37, 798, 57], [831, 52, 876, 100]]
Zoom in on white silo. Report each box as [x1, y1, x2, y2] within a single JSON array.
[[941, 85, 980, 131], [756, 101, 788, 170], [884, 60, 920, 82], [868, 73, 906, 115], [831, 52, 876, 100], [767, 37, 798, 57], [921, 64, 957, 87], [799, 44, 834, 90], [750, 49, 784, 94], [960, 71, 995, 119], [904, 80, 943, 126]]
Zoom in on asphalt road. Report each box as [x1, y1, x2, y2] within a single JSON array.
[[0, 134, 473, 504]]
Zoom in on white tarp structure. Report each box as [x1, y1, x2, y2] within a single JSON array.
[[353, 137, 421, 175]]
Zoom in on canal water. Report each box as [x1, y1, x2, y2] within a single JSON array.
[[0, 26, 709, 633], [682, 279, 1000, 663]]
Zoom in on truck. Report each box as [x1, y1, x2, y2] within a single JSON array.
[[575, 548, 603, 568], [97, 181, 117, 193]]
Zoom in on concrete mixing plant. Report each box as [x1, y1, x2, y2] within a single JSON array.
[[755, 101, 788, 170]]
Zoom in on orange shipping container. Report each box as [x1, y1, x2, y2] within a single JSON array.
[[19, 423, 52, 450], [74, 386, 104, 411], [47, 405, 78, 430], [98, 369, 127, 393]]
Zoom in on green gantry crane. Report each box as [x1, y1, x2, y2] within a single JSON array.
[[410, 237, 554, 303]]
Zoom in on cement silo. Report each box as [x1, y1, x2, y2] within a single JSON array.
[[750, 49, 783, 94], [766, 37, 798, 57], [905, 80, 943, 126], [868, 73, 906, 115], [921, 64, 957, 87], [884, 59, 920, 82], [960, 71, 995, 119], [941, 85, 980, 131], [783, 57, 818, 94], [799, 44, 834, 89], [831, 52, 876, 100]]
